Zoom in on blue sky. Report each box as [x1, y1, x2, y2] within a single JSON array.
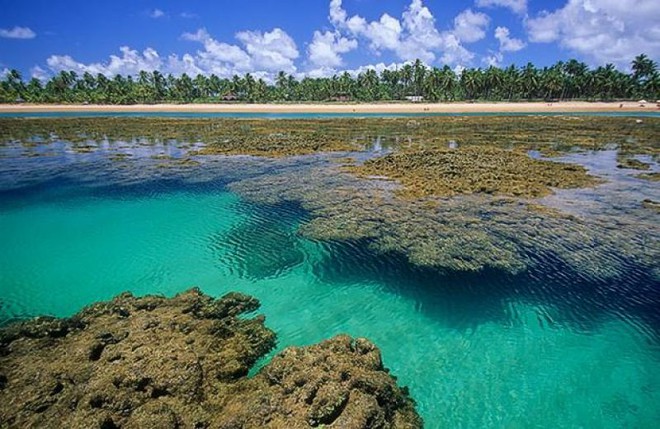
[[1, 0, 658, 80]]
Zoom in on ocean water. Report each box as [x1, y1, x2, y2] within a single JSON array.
[[1, 111, 659, 119], [1, 142, 659, 427]]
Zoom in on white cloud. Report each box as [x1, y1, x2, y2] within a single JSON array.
[[494, 26, 526, 52], [483, 52, 504, 67], [0, 26, 36, 39], [181, 28, 252, 73], [331, 0, 439, 61], [526, 0, 660, 66], [305, 60, 409, 80], [453, 9, 490, 43], [476, 0, 527, 15], [308, 30, 357, 68], [329, 0, 347, 26], [46, 47, 163, 76], [166, 53, 204, 76], [30, 66, 49, 81], [482, 26, 525, 67], [149, 9, 165, 19], [180, 12, 197, 19], [41, 27, 300, 80], [329, 0, 484, 67], [235, 28, 300, 72], [439, 34, 476, 65]]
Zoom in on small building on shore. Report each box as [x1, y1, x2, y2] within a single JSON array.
[[405, 95, 424, 103], [329, 92, 351, 102], [222, 92, 239, 102]]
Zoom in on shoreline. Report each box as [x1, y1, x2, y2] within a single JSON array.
[[0, 101, 658, 114]]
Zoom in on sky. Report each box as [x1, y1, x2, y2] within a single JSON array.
[[0, 0, 659, 81]]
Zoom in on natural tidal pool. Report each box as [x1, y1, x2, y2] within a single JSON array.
[[1, 120, 659, 427]]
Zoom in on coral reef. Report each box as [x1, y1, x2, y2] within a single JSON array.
[[637, 172, 660, 181], [1, 116, 658, 157], [229, 164, 659, 280], [0, 289, 420, 428], [353, 146, 600, 198], [616, 156, 652, 170]]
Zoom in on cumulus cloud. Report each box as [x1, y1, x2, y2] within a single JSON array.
[[329, 0, 486, 66], [0, 26, 36, 39], [236, 28, 300, 72], [308, 30, 357, 68], [304, 60, 411, 80], [181, 28, 252, 72], [41, 27, 299, 80], [181, 27, 299, 75], [30, 66, 49, 81], [439, 34, 476, 65], [475, 0, 527, 15], [526, 0, 660, 66], [453, 9, 490, 43], [483, 52, 504, 67], [494, 26, 526, 52], [149, 9, 165, 19], [46, 46, 162, 76], [481, 26, 525, 67]]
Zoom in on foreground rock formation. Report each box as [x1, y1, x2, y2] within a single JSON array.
[[0, 289, 421, 428]]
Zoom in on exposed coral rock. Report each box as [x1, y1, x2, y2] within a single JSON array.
[[354, 146, 600, 198], [0, 289, 420, 428], [616, 156, 652, 170], [1, 116, 658, 157], [637, 172, 660, 181]]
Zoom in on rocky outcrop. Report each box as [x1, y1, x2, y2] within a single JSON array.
[[0, 289, 421, 428], [354, 146, 600, 198]]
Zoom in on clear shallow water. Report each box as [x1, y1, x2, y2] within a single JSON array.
[[1, 111, 659, 119], [1, 146, 659, 427]]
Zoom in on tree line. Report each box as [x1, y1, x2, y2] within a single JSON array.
[[1, 55, 657, 104]]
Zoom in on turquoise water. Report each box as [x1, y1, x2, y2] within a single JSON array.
[[1, 146, 660, 427], [1, 111, 659, 119]]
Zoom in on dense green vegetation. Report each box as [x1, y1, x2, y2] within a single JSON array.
[[1, 55, 658, 104]]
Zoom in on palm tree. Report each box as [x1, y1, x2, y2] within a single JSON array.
[[632, 54, 657, 82], [25, 78, 44, 102], [460, 68, 483, 100], [540, 66, 563, 100], [400, 64, 413, 95], [412, 59, 426, 96], [6, 69, 25, 99], [644, 71, 660, 99], [520, 63, 539, 100]]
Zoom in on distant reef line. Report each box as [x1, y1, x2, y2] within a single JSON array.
[[0, 100, 658, 113]]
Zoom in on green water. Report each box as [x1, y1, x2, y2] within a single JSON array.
[[1, 179, 659, 427]]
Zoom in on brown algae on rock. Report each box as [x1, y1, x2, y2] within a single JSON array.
[[616, 156, 652, 170], [637, 172, 660, 181], [353, 146, 601, 198], [1, 116, 658, 157], [230, 164, 658, 279], [0, 288, 421, 428]]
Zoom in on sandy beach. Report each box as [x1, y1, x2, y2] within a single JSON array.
[[0, 101, 658, 114]]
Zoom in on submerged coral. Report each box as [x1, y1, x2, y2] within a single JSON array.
[[229, 162, 659, 280], [0, 289, 421, 428]]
